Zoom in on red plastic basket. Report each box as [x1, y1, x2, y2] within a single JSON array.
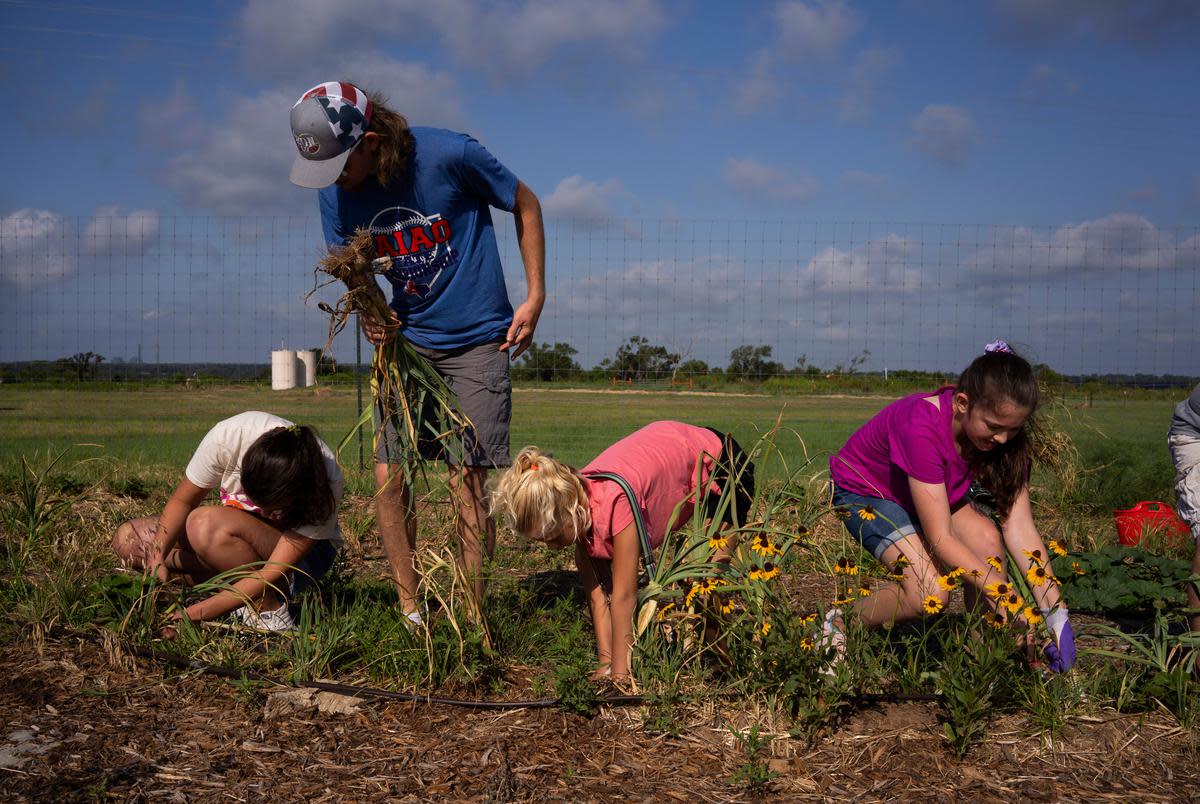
[[1112, 501, 1190, 546]]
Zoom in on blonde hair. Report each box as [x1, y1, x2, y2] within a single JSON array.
[[492, 446, 591, 543]]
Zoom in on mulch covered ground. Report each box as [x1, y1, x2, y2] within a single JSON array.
[[1, 637, 1197, 802]]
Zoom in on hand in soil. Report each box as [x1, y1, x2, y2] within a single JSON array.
[[159, 610, 185, 640]]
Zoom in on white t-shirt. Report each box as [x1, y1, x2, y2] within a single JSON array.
[[185, 411, 343, 542]]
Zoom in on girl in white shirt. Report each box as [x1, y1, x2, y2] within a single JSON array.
[[112, 411, 343, 632]]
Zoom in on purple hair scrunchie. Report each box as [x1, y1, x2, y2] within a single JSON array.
[[984, 340, 1013, 355]]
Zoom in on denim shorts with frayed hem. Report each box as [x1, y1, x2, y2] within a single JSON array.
[[830, 483, 918, 560]]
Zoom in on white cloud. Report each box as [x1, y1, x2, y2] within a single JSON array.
[[722, 157, 818, 204], [236, 0, 666, 85], [159, 89, 297, 215], [839, 47, 900, 121], [992, 0, 1200, 50], [962, 213, 1200, 281], [733, 1, 865, 115], [0, 207, 161, 287], [908, 104, 979, 165], [81, 207, 161, 257], [544, 175, 632, 226], [0, 209, 73, 287], [798, 235, 925, 296], [733, 51, 783, 116], [773, 0, 864, 63]]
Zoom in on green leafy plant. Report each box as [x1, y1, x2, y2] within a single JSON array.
[[728, 724, 778, 793], [1052, 545, 1190, 615], [552, 651, 601, 716], [1, 447, 97, 577], [936, 617, 1018, 758]]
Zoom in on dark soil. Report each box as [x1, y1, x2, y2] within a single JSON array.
[[1, 638, 1197, 802]]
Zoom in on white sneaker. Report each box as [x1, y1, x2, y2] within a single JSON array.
[[233, 602, 297, 633], [819, 608, 847, 674]]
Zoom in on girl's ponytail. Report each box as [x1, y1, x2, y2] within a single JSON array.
[[956, 344, 1040, 518], [242, 424, 335, 530]]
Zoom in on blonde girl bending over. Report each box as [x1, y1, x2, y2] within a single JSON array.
[[492, 421, 753, 681]]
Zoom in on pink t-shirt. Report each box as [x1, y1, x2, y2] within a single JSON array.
[[580, 421, 723, 561], [829, 386, 972, 512]]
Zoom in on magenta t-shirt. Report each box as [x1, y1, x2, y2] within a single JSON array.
[[580, 421, 723, 561], [829, 386, 972, 512]]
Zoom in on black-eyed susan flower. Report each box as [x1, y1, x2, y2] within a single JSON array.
[[834, 557, 859, 576], [1047, 539, 1067, 557], [1071, 561, 1085, 576], [894, 556, 912, 569], [800, 613, 818, 626], [720, 598, 737, 615], [985, 581, 1011, 599], [858, 585, 872, 598], [833, 507, 851, 521], [1026, 564, 1049, 587], [760, 620, 772, 637], [890, 570, 907, 582], [923, 595, 944, 615], [796, 525, 811, 538], [858, 505, 878, 521], [937, 573, 961, 592], [1023, 549, 1044, 565], [708, 534, 729, 551], [986, 555, 1004, 573], [982, 611, 1006, 628], [657, 602, 676, 621], [751, 533, 782, 557], [685, 582, 704, 607], [832, 595, 855, 606], [1003, 593, 1024, 615], [759, 562, 780, 581], [799, 636, 815, 651], [947, 566, 966, 578], [1023, 606, 1043, 625]]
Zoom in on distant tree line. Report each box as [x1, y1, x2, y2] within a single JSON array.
[[510, 336, 878, 384]]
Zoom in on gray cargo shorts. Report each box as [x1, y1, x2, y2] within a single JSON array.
[[374, 340, 512, 468]]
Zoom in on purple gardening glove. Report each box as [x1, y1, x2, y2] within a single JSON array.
[[1043, 618, 1076, 673]]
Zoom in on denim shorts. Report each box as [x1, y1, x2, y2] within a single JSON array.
[[830, 483, 918, 559], [288, 537, 338, 598]]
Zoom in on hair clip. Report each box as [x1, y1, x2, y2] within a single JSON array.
[[286, 424, 301, 435], [984, 340, 1013, 355], [526, 463, 540, 472]]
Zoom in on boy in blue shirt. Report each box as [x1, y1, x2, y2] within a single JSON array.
[[290, 81, 545, 621]]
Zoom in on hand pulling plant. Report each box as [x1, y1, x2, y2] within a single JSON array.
[[315, 228, 472, 478]]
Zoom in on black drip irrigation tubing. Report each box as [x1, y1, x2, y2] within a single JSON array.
[[75, 630, 940, 711]]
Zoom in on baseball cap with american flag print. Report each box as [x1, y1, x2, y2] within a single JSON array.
[[289, 81, 373, 189]]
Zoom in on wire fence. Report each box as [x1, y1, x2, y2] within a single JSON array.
[[1, 213, 1197, 388]]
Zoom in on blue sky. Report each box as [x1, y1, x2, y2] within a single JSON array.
[[1, 0, 1198, 376]]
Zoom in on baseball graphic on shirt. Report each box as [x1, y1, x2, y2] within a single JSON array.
[[368, 206, 457, 299]]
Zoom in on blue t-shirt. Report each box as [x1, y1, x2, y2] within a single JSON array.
[[319, 127, 519, 350]]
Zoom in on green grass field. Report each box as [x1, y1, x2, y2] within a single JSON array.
[[1, 383, 1197, 779], [0, 384, 1180, 513]]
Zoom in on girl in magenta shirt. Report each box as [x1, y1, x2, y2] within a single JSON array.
[[829, 343, 1074, 672], [492, 421, 754, 681]]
